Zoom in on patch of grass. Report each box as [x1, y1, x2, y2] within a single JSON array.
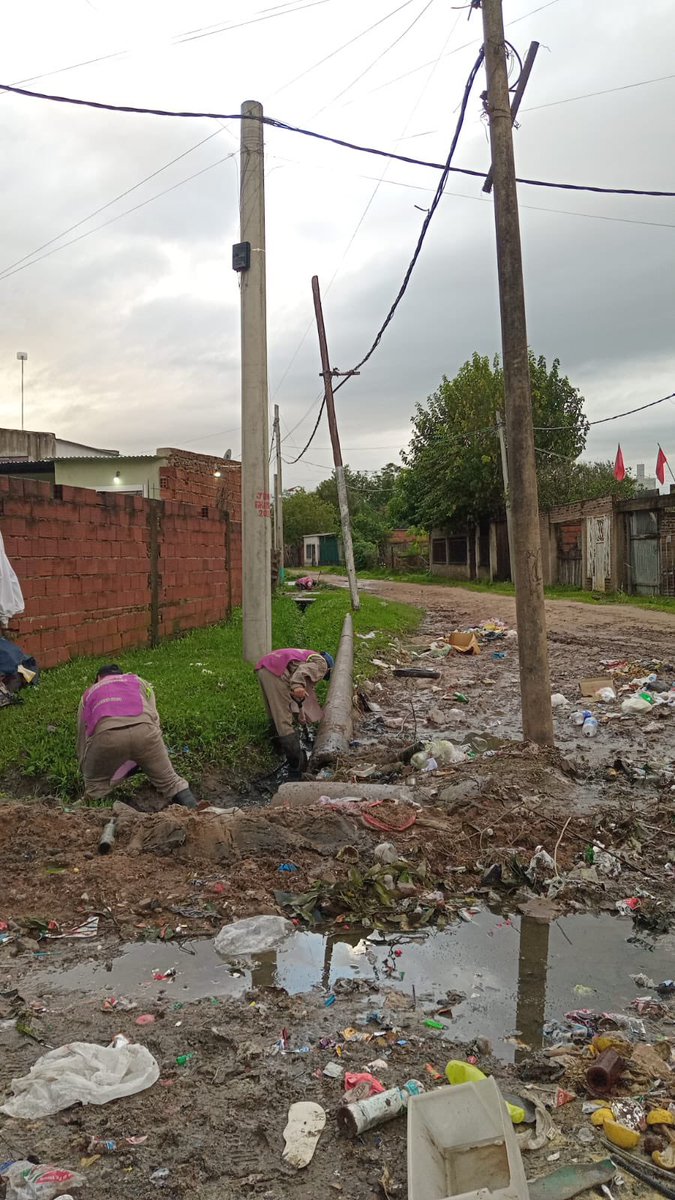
[[313, 567, 675, 615], [0, 592, 420, 798]]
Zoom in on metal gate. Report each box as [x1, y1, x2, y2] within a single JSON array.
[[628, 510, 660, 595]]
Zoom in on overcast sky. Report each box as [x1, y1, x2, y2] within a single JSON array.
[[0, 0, 673, 489]]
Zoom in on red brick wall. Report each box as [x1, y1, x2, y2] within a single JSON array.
[[158, 449, 240, 511], [0, 471, 242, 668], [659, 507, 675, 596]]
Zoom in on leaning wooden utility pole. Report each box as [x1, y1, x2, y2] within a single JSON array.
[[480, 0, 553, 746], [273, 403, 284, 571], [311, 275, 360, 611], [238, 100, 272, 663]]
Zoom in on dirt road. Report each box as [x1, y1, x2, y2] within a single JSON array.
[[322, 576, 675, 656]]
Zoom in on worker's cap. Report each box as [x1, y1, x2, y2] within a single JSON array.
[[321, 652, 335, 677], [96, 663, 124, 682]]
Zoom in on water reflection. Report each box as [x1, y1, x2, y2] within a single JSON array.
[[27, 910, 673, 1061]]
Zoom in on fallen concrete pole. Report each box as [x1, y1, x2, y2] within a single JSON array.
[[270, 781, 417, 809], [310, 612, 354, 770]]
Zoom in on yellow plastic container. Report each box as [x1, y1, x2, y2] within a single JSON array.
[[603, 1120, 640, 1150], [444, 1062, 525, 1125]]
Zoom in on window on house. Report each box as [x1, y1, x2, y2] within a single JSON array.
[[431, 538, 447, 564], [201, 506, 209, 518], [159, 476, 169, 490], [447, 536, 468, 565]]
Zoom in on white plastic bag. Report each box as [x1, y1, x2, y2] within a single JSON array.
[[214, 915, 293, 959], [0, 531, 24, 626], [550, 693, 569, 708], [0, 1161, 85, 1200], [428, 739, 467, 766], [594, 687, 616, 703], [1, 1039, 159, 1119], [621, 695, 653, 715]]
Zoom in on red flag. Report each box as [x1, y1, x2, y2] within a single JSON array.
[[656, 446, 668, 485], [613, 444, 626, 482]]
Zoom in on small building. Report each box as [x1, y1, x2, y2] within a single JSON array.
[[303, 532, 343, 567], [0, 427, 116, 461], [0, 439, 239, 506]]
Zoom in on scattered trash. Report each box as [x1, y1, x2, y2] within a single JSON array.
[[135, 1014, 155, 1026], [337, 1080, 424, 1137], [278, 863, 298, 873], [152, 969, 176, 982], [393, 668, 440, 680], [323, 1062, 344, 1080], [175, 1054, 194, 1066], [0, 1161, 85, 1200], [579, 676, 614, 699], [46, 916, 99, 941], [448, 632, 480, 655], [1, 1037, 160, 1118], [150, 1168, 170, 1184], [374, 842, 400, 865], [407, 1076, 529, 1200], [551, 694, 570, 709], [214, 915, 293, 959], [445, 1062, 524, 1124], [282, 1101, 326, 1168], [528, 1160, 616, 1200], [343, 1072, 385, 1099]]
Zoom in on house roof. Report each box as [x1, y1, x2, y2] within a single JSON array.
[[55, 438, 119, 455]]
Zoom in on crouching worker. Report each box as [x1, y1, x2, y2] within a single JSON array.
[[255, 648, 334, 773], [77, 665, 197, 808]]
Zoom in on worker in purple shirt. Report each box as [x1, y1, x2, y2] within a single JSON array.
[[77, 665, 197, 808], [255, 647, 334, 773]]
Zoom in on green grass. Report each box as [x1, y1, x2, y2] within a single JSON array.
[[309, 567, 675, 615], [0, 592, 420, 799]]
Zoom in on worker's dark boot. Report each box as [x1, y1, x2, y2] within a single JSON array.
[[278, 734, 308, 775], [171, 787, 198, 810]]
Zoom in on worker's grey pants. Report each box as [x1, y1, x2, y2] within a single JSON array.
[[82, 724, 188, 801]]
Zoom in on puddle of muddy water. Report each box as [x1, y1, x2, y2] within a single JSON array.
[[25, 911, 673, 1061]]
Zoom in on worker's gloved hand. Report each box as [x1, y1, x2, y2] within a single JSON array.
[[291, 685, 307, 702]]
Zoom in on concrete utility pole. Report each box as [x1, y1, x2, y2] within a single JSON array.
[[239, 100, 272, 663], [495, 410, 515, 585], [480, 0, 554, 746], [273, 403, 284, 571], [311, 275, 360, 612]]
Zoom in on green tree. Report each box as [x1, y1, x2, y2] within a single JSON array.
[[315, 464, 402, 561], [397, 352, 589, 529], [540, 459, 636, 505], [282, 489, 339, 544]]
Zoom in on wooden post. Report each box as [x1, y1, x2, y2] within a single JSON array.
[[481, 0, 553, 746], [311, 275, 360, 611]]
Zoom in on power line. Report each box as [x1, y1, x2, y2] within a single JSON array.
[[0, 153, 237, 282], [270, 0, 418, 98], [5, 0, 337, 94], [522, 71, 675, 112], [287, 47, 485, 465], [536, 391, 675, 431], [285, 398, 327, 464], [332, 48, 485, 394], [0, 128, 227, 278], [314, 0, 436, 115], [3, 80, 675, 198]]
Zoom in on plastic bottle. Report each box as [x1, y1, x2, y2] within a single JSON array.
[[337, 1080, 424, 1137], [582, 716, 599, 737], [570, 710, 589, 727]]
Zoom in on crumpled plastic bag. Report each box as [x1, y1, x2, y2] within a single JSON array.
[[0, 1160, 85, 1199], [0, 532, 24, 626], [1, 1039, 159, 1119], [214, 915, 293, 959]]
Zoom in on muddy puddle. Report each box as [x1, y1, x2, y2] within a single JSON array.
[[24, 910, 673, 1061]]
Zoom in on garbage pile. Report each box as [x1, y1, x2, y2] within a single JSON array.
[[551, 662, 675, 740]]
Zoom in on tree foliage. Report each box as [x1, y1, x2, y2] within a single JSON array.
[[394, 352, 590, 529], [314, 464, 402, 555], [282, 489, 339, 544]]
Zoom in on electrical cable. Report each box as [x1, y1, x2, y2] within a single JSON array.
[[286, 48, 485, 464], [0, 153, 237, 282], [269, 0, 418, 98], [314, 0, 436, 116], [3, 81, 675, 198], [0, 128, 227, 278], [522, 71, 675, 112], [4, 0, 337, 95], [332, 47, 485, 396], [535, 390, 675, 430]]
